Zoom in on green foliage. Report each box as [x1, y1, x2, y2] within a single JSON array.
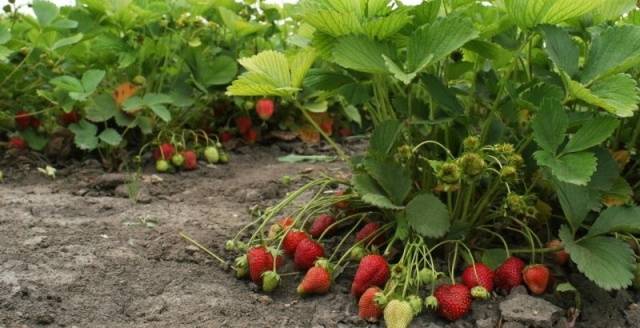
[[560, 225, 636, 290], [405, 193, 450, 238], [227, 50, 317, 96], [504, 0, 607, 28]]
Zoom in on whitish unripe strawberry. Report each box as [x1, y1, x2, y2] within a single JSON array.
[[262, 271, 280, 292], [204, 146, 220, 163], [407, 295, 423, 315], [171, 153, 185, 167], [156, 160, 171, 172], [383, 300, 414, 328]]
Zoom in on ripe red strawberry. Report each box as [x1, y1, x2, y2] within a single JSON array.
[[546, 239, 569, 266], [182, 150, 198, 170], [351, 254, 390, 297], [255, 98, 275, 120], [30, 117, 41, 128], [320, 118, 333, 136], [219, 130, 233, 143], [235, 115, 252, 134], [153, 143, 175, 160], [358, 287, 383, 322], [60, 111, 80, 126], [434, 284, 472, 321], [283, 230, 308, 256], [522, 264, 550, 295], [494, 256, 526, 291], [248, 247, 284, 284], [297, 266, 331, 295], [338, 127, 352, 137], [461, 263, 495, 292], [294, 238, 324, 270], [356, 222, 385, 246], [309, 214, 335, 238], [243, 128, 258, 144], [15, 111, 32, 130], [8, 137, 27, 150]]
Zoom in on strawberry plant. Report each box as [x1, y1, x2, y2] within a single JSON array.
[[220, 0, 640, 325]]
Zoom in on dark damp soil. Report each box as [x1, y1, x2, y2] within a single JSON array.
[[0, 143, 638, 328]]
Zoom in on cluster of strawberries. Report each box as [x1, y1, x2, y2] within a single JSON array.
[[152, 142, 228, 173], [7, 111, 43, 151], [228, 191, 567, 327], [8, 109, 81, 151], [226, 98, 275, 145], [232, 210, 390, 296], [358, 255, 557, 327]]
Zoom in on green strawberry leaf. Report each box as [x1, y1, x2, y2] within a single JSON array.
[[539, 25, 579, 76], [352, 173, 404, 210], [587, 206, 640, 238], [566, 73, 640, 118], [580, 25, 640, 83], [535, 151, 598, 186], [531, 98, 568, 154], [68, 119, 99, 150], [560, 225, 635, 291], [332, 36, 390, 74], [98, 128, 122, 146], [368, 120, 403, 157], [562, 117, 619, 154], [504, 0, 606, 28], [364, 157, 412, 205], [406, 193, 450, 238], [552, 178, 603, 231], [86, 94, 118, 122]]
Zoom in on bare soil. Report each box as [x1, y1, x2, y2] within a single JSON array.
[[0, 145, 638, 328]]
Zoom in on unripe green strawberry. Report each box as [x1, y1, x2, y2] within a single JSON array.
[[425, 295, 438, 310], [459, 153, 486, 177], [418, 268, 438, 284], [225, 240, 236, 251], [219, 151, 229, 163], [171, 153, 185, 167], [262, 271, 280, 292], [155, 160, 171, 172], [350, 245, 366, 261], [204, 146, 220, 163], [383, 300, 414, 328], [234, 255, 248, 279], [463, 136, 481, 151], [500, 165, 517, 181], [471, 286, 490, 300], [407, 295, 423, 315], [133, 75, 146, 85], [438, 162, 461, 185]]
